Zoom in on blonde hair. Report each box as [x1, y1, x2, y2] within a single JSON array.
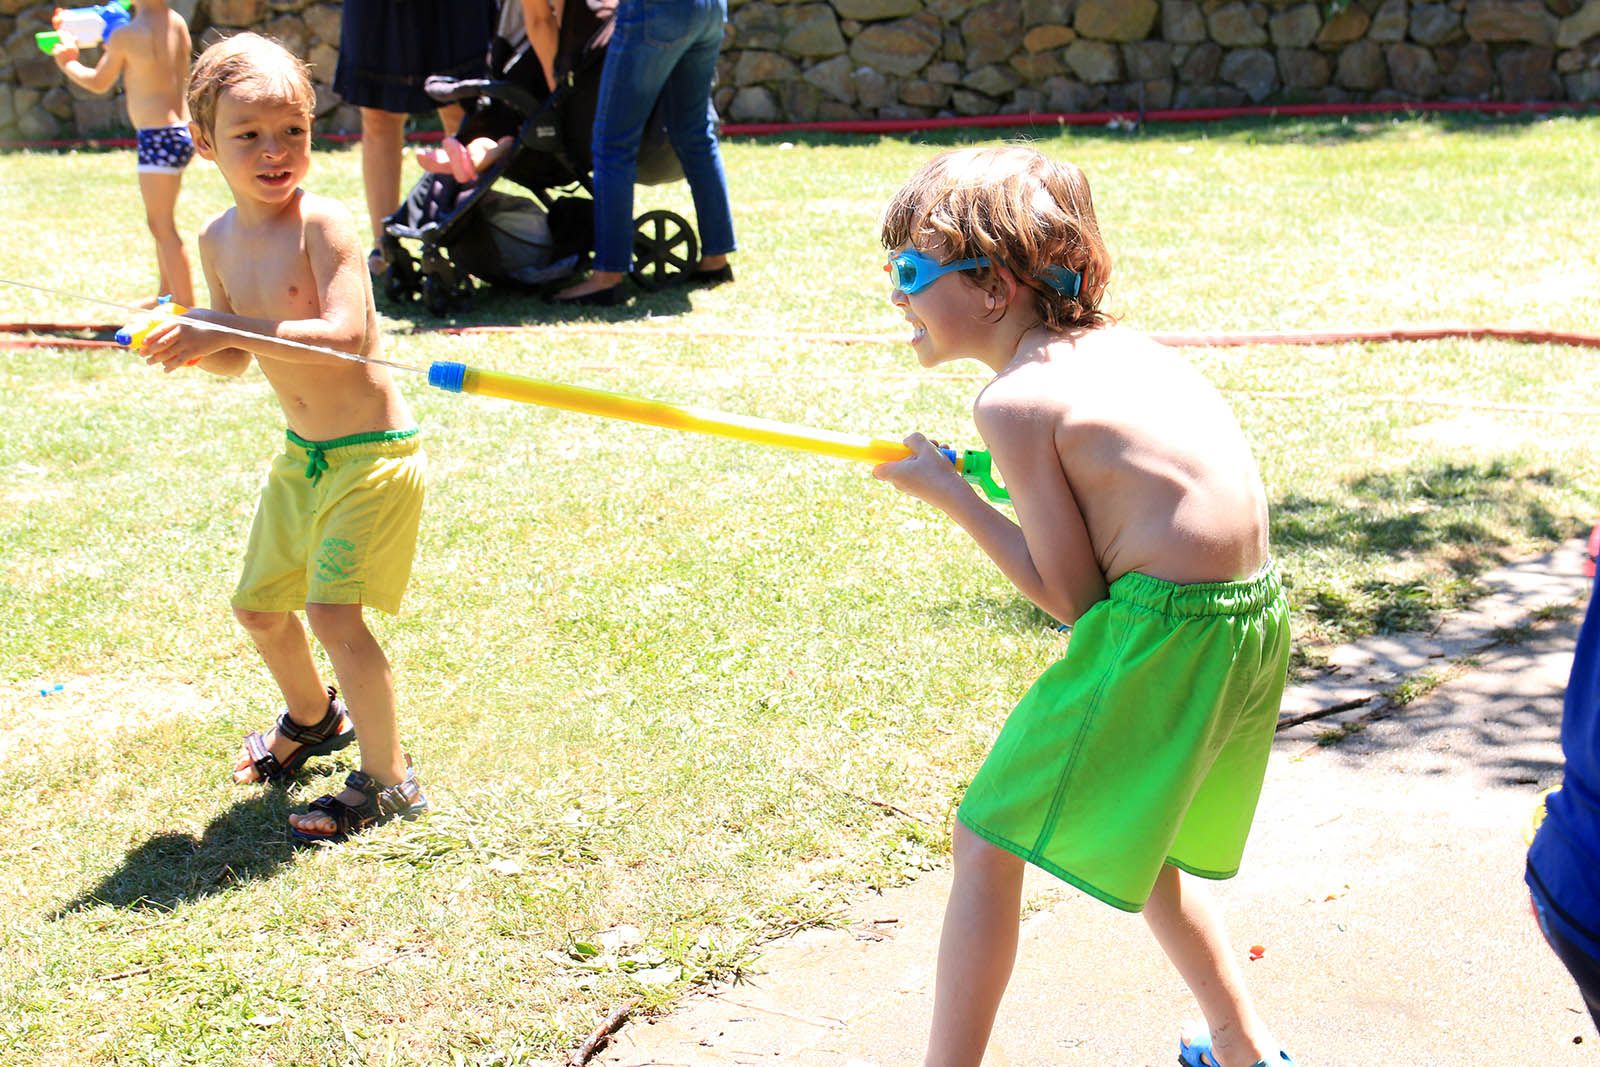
[[880, 145, 1112, 331], [188, 32, 315, 137]]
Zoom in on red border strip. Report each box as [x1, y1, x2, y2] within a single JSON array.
[[3, 99, 1596, 151]]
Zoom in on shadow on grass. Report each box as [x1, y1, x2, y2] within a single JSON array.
[[52, 794, 297, 918], [378, 267, 697, 332]]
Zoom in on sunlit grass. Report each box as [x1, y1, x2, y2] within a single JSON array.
[[0, 114, 1597, 1063]]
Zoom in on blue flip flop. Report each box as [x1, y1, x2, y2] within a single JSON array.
[[1178, 1029, 1296, 1067]]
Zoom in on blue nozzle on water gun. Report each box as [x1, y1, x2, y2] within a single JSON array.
[[428, 360, 468, 393]]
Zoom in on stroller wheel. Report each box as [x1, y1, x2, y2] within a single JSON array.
[[421, 273, 451, 317], [630, 209, 697, 291], [384, 266, 419, 304]]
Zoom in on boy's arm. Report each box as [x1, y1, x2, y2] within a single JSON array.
[[52, 30, 128, 95], [875, 410, 1107, 625], [186, 225, 254, 378], [140, 201, 374, 371]]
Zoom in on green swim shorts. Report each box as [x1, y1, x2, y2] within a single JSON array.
[[957, 564, 1290, 912]]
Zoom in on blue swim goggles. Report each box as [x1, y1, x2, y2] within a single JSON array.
[[885, 247, 1082, 298]]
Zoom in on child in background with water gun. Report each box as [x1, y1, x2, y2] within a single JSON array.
[[51, 0, 195, 307]]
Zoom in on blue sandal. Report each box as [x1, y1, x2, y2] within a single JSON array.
[[1178, 1030, 1295, 1067]]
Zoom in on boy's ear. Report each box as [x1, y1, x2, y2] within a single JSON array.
[[190, 122, 214, 159], [990, 264, 1022, 309]]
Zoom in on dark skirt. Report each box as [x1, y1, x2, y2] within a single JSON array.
[[333, 0, 498, 114]]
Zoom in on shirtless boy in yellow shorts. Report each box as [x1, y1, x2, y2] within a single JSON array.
[[872, 146, 1296, 1067], [138, 33, 428, 843], [52, 0, 196, 307]]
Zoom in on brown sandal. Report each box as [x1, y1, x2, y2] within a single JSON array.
[[239, 687, 355, 784], [290, 758, 429, 844]]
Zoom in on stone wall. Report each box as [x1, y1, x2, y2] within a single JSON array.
[[3, 0, 1598, 142]]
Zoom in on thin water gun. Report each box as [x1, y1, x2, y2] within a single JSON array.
[[425, 361, 1011, 502], [36, 0, 131, 53]]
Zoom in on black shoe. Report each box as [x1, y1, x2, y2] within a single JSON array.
[[552, 283, 628, 307], [680, 263, 734, 288]]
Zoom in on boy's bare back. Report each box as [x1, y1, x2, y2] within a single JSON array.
[[109, 2, 191, 127], [977, 326, 1269, 588], [200, 190, 404, 441]]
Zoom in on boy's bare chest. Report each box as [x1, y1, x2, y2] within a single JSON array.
[[216, 232, 320, 319]]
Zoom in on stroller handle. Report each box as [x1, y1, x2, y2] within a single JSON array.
[[425, 75, 543, 119]]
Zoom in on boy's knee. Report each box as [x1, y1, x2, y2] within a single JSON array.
[[233, 606, 286, 634], [304, 601, 366, 639]]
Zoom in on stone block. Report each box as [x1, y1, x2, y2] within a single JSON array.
[[1042, 74, 1094, 111], [1386, 41, 1442, 94], [927, 60, 964, 84], [0, 83, 12, 127], [42, 83, 70, 119], [731, 2, 784, 50], [1011, 48, 1067, 79], [1565, 68, 1600, 96], [784, 4, 847, 57], [1162, 1, 1207, 43], [17, 101, 60, 138], [1220, 46, 1279, 99], [727, 84, 780, 122], [1209, 2, 1269, 46], [209, 0, 268, 28], [1441, 41, 1494, 95], [851, 65, 893, 108], [1410, 4, 1464, 45], [1074, 0, 1158, 41], [1174, 83, 1247, 106], [14, 52, 57, 91], [779, 80, 822, 121], [1557, 0, 1600, 47], [1316, 6, 1371, 46], [833, 0, 920, 18], [961, 0, 1022, 65], [900, 77, 951, 107], [950, 87, 993, 113], [1269, 4, 1321, 48], [1120, 39, 1172, 77], [1064, 37, 1121, 81], [306, 42, 337, 84], [1335, 39, 1387, 88], [1178, 39, 1222, 81], [1004, 86, 1048, 111], [1369, 0, 1409, 42], [968, 63, 1023, 95], [1022, 0, 1078, 27], [1278, 46, 1332, 89], [303, 3, 341, 44], [1495, 44, 1560, 94], [1107, 77, 1173, 107], [1024, 24, 1076, 51], [734, 50, 799, 85], [71, 94, 121, 133], [264, 14, 309, 57], [802, 54, 854, 101], [1464, 0, 1555, 44], [850, 14, 941, 76]]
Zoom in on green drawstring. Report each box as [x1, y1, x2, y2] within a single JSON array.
[[303, 445, 328, 484]]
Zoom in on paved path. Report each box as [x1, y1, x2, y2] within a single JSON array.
[[596, 543, 1596, 1066]]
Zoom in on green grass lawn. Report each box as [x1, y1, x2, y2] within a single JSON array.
[[1, 113, 1597, 1064]]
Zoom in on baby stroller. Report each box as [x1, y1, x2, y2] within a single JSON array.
[[379, 0, 699, 315]]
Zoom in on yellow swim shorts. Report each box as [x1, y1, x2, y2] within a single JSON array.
[[958, 564, 1290, 912], [232, 428, 426, 615]]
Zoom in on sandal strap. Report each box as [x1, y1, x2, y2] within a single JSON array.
[[275, 688, 345, 745], [243, 731, 284, 780]]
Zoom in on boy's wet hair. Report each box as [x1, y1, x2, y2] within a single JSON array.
[[880, 146, 1113, 331], [188, 32, 315, 137]]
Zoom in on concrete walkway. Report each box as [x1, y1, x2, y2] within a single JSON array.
[[595, 542, 1596, 1066]]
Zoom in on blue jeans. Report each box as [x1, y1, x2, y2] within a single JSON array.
[[1533, 892, 1600, 1033], [590, 0, 736, 273]]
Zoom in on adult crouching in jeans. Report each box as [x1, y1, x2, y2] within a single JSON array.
[[554, 0, 737, 306]]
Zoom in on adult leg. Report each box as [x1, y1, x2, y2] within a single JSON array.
[[137, 170, 195, 306], [359, 107, 409, 259], [1144, 864, 1279, 1067], [231, 607, 337, 782], [289, 602, 406, 835], [924, 822, 1026, 1067], [555, 6, 681, 300], [659, 3, 736, 270]]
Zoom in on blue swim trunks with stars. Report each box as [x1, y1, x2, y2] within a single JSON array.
[[136, 124, 195, 174]]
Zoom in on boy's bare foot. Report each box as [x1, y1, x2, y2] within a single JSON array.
[[232, 689, 355, 784]]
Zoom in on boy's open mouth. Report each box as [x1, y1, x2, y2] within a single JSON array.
[[258, 170, 292, 186]]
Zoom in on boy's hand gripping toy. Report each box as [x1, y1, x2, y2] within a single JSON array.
[[425, 361, 1010, 502], [35, 0, 131, 53], [114, 297, 203, 366]]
